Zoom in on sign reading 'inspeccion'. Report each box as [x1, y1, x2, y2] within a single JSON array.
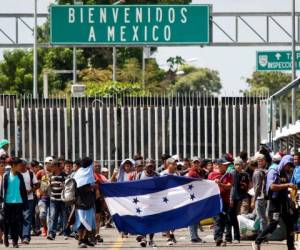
[[50, 5, 210, 45]]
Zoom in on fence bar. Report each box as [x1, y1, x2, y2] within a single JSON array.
[[6, 108, 11, 155], [183, 106, 187, 158], [43, 107, 47, 160], [85, 107, 89, 157], [57, 107, 61, 157], [176, 106, 180, 156], [128, 106, 132, 158], [211, 100, 215, 159], [106, 105, 111, 172], [169, 105, 173, 155], [114, 106, 118, 167], [64, 106, 68, 160], [204, 104, 208, 159], [28, 107, 32, 161], [14, 107, 18, 156], [247, 102, 251, 155], [78, 106, 82, 158], [190, 105, 193, 157], [239, 99, 244, 151], [154, 106, 158, 167], [161, 106, 166, 155], [218, 98, 222, 158], [254, 103, 258, 152], [232, 103, 237, 157], [35, 107, 39, 161], [21, 107, 25, 159], [71, 107, 75, 161], [225, 100, 229, 154], [121, 107, 125, 159], [50, 106, 54, 156], [148, 106, 152, 158], [99, 107, 103, 164], [133, 106, 137, 155], [197, 105, 201, 157]]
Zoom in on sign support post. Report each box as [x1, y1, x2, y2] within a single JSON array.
[[33, 0, 37, 98]]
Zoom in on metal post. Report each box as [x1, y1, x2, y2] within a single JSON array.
[[43, 72, 48, 98], [112, 47, 116, 82], [114, 106, 118, 167], [64, 106, 68, 160], [73, 47, 77, 85], [57, 107, 61, 157], [34, 107, 40, 161], [291, 0, 297, 149], [183, 106, 187, 158], [128, 106, 132, 158], [169, 105, 173, 155], [33, 0, 38, 98], [142, 48, 145, 88]]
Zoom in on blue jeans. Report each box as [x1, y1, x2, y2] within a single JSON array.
[[256, 199, 268, 231], [188, 223, 199, 240], [48, 200, 67, 237], [23, 199, 35, 239]]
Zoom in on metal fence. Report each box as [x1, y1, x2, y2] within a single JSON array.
[[0, 93, 267, 171]]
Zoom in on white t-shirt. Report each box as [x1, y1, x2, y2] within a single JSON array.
[[22, 170, 38, 200]]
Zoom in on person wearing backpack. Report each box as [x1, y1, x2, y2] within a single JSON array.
[[36, 157, 53, 237], [73, 157, 96, 248], [20, 159, 38, 244], [251, 154, 268, 234], [252, 155, 297, 250]]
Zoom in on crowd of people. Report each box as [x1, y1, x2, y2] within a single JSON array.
[[0, 138, 299, 250]]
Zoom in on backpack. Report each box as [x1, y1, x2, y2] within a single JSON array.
[[61, 178, 77, 205]]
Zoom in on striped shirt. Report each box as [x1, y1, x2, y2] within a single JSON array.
[[50, 173, 66, 201]]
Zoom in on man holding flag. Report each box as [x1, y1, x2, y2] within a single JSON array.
[[101, 158, 222, 247]]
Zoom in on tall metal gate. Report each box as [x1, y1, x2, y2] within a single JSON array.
[[0, 94, 267, 172]]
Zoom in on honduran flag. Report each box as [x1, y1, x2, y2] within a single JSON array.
[[101, 175, 222, 235]]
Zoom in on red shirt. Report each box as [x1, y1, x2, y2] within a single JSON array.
[[94, 172, 108, 184], [188, 168, 202, 179], [208, 171, 232, 205]]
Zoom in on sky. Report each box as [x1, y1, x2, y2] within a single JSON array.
[[0, 0, 298, 94]]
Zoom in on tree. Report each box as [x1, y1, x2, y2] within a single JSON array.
[[84, 81, 148, 96], [246, 71, 292, 95], [117, 58, 142, 83], [170, 67, 222, 94]]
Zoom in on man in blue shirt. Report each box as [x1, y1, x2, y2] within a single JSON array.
[[291, 152, 300, 188]]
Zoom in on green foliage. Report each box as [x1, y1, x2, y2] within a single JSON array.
[[0, 49, 45, 94], [117, 58, 142, 83], [246, 71, 292, 95], [171, 67, 221, 94], [79, 67, 112, 82], [167, 56, 185, 72], [84, 81, 148, 96]]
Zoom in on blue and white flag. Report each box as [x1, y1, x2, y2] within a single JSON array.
[[101, 175, 222, 235]]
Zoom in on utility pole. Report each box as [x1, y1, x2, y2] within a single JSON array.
[[73, 47, 77, 85], [33, 0, 38, 98], [291, 0, 296, 151], [112, 0, 125, 82]]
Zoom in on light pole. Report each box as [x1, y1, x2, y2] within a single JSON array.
[[112, 0, 125, 82], [33, 0, 37, 98], [291, 0, 296, 150]]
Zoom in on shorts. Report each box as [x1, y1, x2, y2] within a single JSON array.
[[38, 199, 50, 221]]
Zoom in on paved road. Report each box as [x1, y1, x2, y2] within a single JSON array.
[[16, 228, 288, 250]]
